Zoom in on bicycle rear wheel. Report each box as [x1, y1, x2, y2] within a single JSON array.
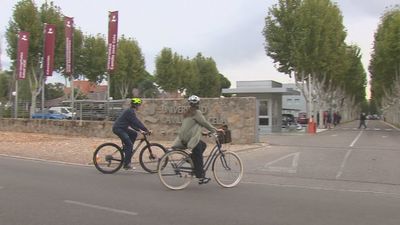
[[213, 151, 243, 188], [139, 143, 166, 173], [158, 150, 193, 190], [93, 143, 124, 174]]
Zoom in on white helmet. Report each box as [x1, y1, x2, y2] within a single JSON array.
[[188, 95, 200, 105]]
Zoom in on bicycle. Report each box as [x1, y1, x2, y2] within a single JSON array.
[[93, 131, 166, 174], [157, 131, 243, 190]]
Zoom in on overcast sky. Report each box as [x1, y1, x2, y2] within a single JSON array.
[[1, 0, 399, 96]]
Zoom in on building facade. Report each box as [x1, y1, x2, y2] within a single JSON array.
[[222, 80, 300, 138]]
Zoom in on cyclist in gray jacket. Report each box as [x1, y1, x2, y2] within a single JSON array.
[[172, 95, 224, 184]]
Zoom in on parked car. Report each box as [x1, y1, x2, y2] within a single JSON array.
[[49, 106, 77, 119], [31, 110, 68, 120], [297, 112, 308, 125], [282, 114, 295, 128]]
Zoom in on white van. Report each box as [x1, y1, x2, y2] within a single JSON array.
[[49, 106, 76, 119]]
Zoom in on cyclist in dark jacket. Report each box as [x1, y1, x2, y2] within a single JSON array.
[[113, 98, 149, 169]]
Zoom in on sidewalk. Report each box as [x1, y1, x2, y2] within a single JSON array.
[[0, 131, 266, 166]]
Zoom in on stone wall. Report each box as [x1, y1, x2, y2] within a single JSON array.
[[0, 97, 257, 144]]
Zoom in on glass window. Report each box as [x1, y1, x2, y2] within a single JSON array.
[[259, 101, 268, 116], [259, 118, 269, 125]]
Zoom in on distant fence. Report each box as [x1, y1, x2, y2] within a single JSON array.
[[0, 99, 129, 121]]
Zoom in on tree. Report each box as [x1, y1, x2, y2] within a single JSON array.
[[369, 6, 400, 112], [263, 0, 363, 121], [136, 72, 160, 98], [45, 82, 64, 100], [0, 71, 12, 101], [110, 36, 146, 99], [80, 34, 107, 84], [218, 73, 231, 89], [154, 48, 179, 94], [193, 53, 221, 97], [6, 0, 67, 116]]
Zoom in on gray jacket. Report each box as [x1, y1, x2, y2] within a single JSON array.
[[172, 110, 217, 149]]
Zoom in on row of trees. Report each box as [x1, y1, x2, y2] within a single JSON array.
[[263, 0, 367, 121], [369, 6, 400, 124], [2, 0, 229, 112]]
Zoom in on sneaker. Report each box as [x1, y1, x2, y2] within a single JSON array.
[[198, 177, 211, 185], [123, 163, 136, 170]]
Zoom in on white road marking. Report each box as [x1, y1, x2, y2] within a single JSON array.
[[336, 131, 363, 179], [64, 200, 138, 216], [336, 148, 355, 179], [242, 181, 400, 199], [262, 152, 300, 174], [382, 136, 387, 138], [350, 130, 363, 147]]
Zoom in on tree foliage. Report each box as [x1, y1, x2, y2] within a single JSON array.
[[154, 49, 225, 97], [369, 6, 400, 107], [110, 36, 146, 99], [263, 0, 367, 120], [80, 34, 107, 84], [45, 82, 64, 100]]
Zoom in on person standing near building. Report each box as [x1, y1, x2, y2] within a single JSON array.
[[358, 112, 367, 129]]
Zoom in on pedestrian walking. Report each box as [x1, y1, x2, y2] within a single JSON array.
[[358, 112, 367, 129]]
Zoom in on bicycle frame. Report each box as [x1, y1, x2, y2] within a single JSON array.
[[121, 134, 150, 154], [202, 135, 224, 172]]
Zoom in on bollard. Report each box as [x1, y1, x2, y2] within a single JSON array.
[[307, 121, 316, 134]]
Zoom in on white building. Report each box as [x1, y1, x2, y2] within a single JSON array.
[[222, 80, 300, 136]]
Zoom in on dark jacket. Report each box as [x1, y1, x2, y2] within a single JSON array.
[[360, 113, 366, 121], [112, 108, 148, 132]]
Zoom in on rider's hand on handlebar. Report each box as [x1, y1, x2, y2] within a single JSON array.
[[216, 128, 225, 134], [141, 130, 151, 135]]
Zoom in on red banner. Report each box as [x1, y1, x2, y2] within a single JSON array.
[[43, 24, 56, 76], [64, 17, 74, 75], [16, 31, 30, 80], [107, 11, 118, 72]]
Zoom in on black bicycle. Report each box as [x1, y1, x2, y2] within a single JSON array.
[[157, 132, 243, 190], [93, 131, 166, 174]]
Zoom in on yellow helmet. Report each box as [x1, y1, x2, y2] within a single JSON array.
[[131, 98, 142, 105]]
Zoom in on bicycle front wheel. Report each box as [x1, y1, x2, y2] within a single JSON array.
[[213, 151, 243, 188], [158, 150, 193, 190], [139, 143, 166, 173], [93, 143, 124, 174]]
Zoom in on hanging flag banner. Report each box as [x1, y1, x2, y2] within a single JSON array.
[[16, 31, 30, 80], [107, 11, 118, 72], [64, 17, 74, 75], [43, 24, 56, 76]]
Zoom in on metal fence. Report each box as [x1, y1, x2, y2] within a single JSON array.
[[63, 99, 128, 121], [0, 99, 130, 121]]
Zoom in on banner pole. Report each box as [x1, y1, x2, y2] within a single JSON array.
[[41, 76, 45, 111], [107, 72, 110, 120], [14, 80, 18, 118]]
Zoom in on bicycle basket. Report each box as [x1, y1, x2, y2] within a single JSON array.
[[217, 130, 231, 144]]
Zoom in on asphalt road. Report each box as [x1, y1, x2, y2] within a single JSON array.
[[1, 120, 399, 225]]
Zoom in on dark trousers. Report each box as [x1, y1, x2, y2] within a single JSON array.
[[191, 140, 207, 178], [113, 128, 138, 166], [358, 120, 367, 129]]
